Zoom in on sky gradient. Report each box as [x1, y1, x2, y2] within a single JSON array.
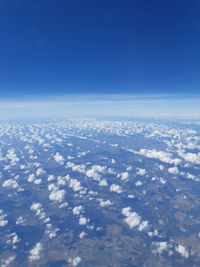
[[0, 0, 200, 118]]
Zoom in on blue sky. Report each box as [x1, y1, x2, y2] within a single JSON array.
[[0, 0, 200, 118]]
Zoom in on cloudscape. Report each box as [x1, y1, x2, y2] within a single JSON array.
[[1, 1, 200, 267]]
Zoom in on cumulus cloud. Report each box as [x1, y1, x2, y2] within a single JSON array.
[[99, 199, 112, 207], [72, 205, 84, 215], [86, 165, 106, 182], [16, 216, 24, 225], [152, 241, 169, 254], [54, 152, 64, 164], [1, 256, 16, 267], [69, 178, 82, 191], [134, 148, 181, 165], [98, 179, 108, 186], [2, 179, 23, 192], [120, 172, 129, 180], [121, 207, 141, 229], [110, 184, 123, 193], [49, 189, 65, 203], [136, 168, 146, 176], [178, 151, 200, 164], [135, 180, 143, 186], [138, 221, 149, 231], [2, 179, 19, 189], [0, 210, 8, 227], [69, 256, 82, 266], [27, 174, 35, 182], [168, 167, 179, 175], [36, 168, 46, 176], [79, 231, 86, 239], [79, 217, 89, 225], [175, 244, 189, 258], [29, 242, 43, 261]]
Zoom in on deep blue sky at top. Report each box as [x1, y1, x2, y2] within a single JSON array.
[[0, 0, 200, 98]]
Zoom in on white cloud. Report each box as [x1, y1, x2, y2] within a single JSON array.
[[138, 221, 149, 231], [178, 151, 200, 164], [1, 256, 16, 267], [47, 175, 55, 181], [99, 199, 112, 207], [34, 178, 42, 184], [98, 179, 108, 186], [16, 216, 24, 225], [79, 231, 86, 239], [175, 244, 189, 258], [2, 179, 19, 189], [134, 148, 181, 165], [135, 180, 143, 186], [54, 152, 64, 164], [110, 184, 123, 193], [72, 256, 82, 266], [29, 242, 43, 261], [86, 165, 106, 182], [152, 241, 169, 254], [49, 189, 65, 203], [120, 172, 129, 180], [72, 205, 84, 215], [36, 168, 46, 176], [79, 217, 88, 225], [69, 178, 82, 192], [136, 168, 146, 176], [168, 167, 179, 175], [121, 207, 141, 229], [27, 174, 35, 182]]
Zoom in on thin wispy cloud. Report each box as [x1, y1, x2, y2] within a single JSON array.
[[0, 94, 200, 120]]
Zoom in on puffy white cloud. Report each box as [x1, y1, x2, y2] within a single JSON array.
[[135, 180, 143, 186], [49, 189, 65, 203], [152, 241, 169, 254], [79, 217, 88, 225], [69, 178, 82, 192], [29, 242, 43, 261], [7, 233, 20, 245], [86, 165, 106, 182], [1, 256, 16, 267], [111, 159, 116, 164], [71, 164, 86, 173], [54, 152, 64, 164], [16, 216, 24, 225], [178, 151, 200, 164], [110, 184, 123, 193], [6, 149, 19, 165], [0, 210, 8, 226], [134, 148, 181, 165], [127, 194, 135, 199], [136, 168, 146, 176], [47, 175, 55, 181], [34, 178, 42, 184], [2, 179, 23, 192], [79, 231, 86, 239], [120, 172, 129, 180], [168, 167, 179, 175], [99, 199, 112, 207], [175, 244, 189, 258], [36, 168, 46, 176], [30, 203, 46, 221], [121, 207, 141, 229], [2, 179, 19, 189], [72, 205, 84, 215], [27, 174, 35, 182], [138, 221, 149, 231], [98, 179, 108, 186], [70, 256, 82, 266]]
